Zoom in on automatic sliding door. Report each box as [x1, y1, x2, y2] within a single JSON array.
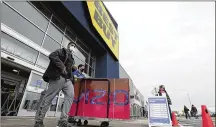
[[17, 71, 48, 116]]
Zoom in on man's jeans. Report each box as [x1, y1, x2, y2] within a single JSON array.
[[35, 76, 74, 122]]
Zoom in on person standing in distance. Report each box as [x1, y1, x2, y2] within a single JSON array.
[[184, 105, 190, 119], [34, 42, 76, 127], [158, 85, 172, 121]]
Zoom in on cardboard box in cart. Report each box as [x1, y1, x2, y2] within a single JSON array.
[[68, 78, 130, 126]]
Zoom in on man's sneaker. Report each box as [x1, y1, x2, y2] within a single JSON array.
[[58, 120, 68, 127], [34, 121, 45, 127]]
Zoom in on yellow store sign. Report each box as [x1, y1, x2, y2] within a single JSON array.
[[86, 1, 119, 60]]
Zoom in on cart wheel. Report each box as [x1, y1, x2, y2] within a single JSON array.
[[77, 120, 82, 126], [68, 117, 76, 123], [84, 120, 88, 126], [100, 121, 109, 127]]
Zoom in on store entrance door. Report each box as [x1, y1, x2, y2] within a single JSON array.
[[1, 59, 30, 116], [17, 71, 48, 116], [17, 71, 59, 117]]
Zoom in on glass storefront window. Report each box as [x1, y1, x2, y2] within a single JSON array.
[[73, 55, 85, 68], [2, 0, 96, 81], [50, 96, 58, 111], [47, 23, 63, 43], [36, 53, 50, 69], [43, 35, 61, 52], [1, 1, 97, 116], [1, 32, 39, 64], [22, 91, 41, 111], [5, 1, 50, 32], [62, 36, 72, 49], [76, 39, 90, 54], [19, 72, 48, 115], [29, 73, 48, 89], [65, 27, 77, 43], [62, 36, 90, 66], [74, 47, 87, 64], [29, 1, 52, 20], [90, 57, 96, 69], [62, 37, 90, 68], [57, 98, 64, 112], [2, 3, 45, 46], [51, 15, 66, 33], [89, 67, 95, 77]]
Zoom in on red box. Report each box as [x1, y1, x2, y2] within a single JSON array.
[[68, 78, 130, 120]]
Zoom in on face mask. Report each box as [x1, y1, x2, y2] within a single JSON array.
[[69, 46, 76, 52], [80, 68, 84, 72]]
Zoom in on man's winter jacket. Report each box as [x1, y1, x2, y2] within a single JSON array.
[[43, 48, 75, 82]]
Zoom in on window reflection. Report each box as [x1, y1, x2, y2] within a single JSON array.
[[22, 92, 41, 111]]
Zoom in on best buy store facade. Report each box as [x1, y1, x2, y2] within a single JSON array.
[[1, 1, 144, 118]]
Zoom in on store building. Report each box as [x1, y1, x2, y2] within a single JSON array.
[[119, 65, 145, 118], [1, 1, 144, 118], [1, 1, 119, 117]]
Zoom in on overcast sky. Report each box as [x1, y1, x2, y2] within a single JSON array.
[[105, 2, 215, 112]]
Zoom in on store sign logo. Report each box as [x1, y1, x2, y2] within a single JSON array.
[[86, 1, 119, 60]]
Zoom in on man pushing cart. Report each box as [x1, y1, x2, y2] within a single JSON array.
[[34, 42, 76, 127], [34, 41, 130, 127]]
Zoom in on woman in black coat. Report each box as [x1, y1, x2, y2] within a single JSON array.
[[184, 105, 190, 119]]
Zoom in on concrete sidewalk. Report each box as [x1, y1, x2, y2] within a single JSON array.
[[1, 116, 149, 127]]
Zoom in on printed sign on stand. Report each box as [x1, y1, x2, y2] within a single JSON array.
[[148, 96, 172, 127]]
